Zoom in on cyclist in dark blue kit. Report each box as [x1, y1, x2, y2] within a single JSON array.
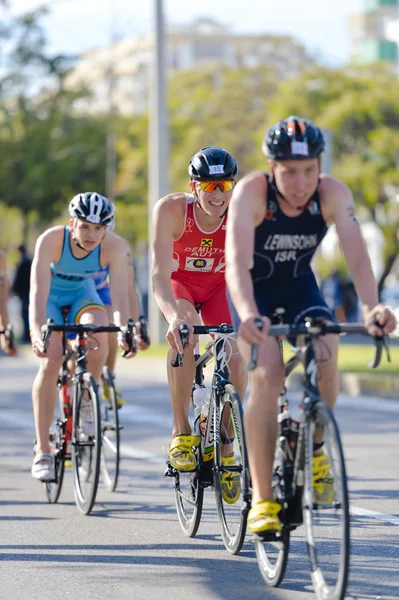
[[225, 116, 396, 536]]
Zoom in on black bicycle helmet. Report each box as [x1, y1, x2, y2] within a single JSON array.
[[262, 116, 325, 160], [188, 147, 238, 181], [68, 192, 114, 226]]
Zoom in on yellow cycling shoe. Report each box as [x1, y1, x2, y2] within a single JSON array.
[[221, 453, 241, 504], [312, 453, 334, 504], [114, 385, 126, 408], [248, 500, 282, 536], [102, 380, 111, 402], [169, 434, 200, 472]]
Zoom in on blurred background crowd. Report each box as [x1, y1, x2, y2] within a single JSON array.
[[1, 0, 399, 341]]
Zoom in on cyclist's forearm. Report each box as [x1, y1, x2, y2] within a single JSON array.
[[152, 275, 178, 323], [348, 259, 379, 313]]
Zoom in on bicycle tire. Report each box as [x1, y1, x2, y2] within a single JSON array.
[[303, 401, 350, 600], [174, 446, 204, 537], [45, 388, 66, 503], [72, 372, 102, 515], [254, 528, 290, 587], [214, 383, 249, 555], [99, 367, 120, 492], [254, 437, 291, 586]]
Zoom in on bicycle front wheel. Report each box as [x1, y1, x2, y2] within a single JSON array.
[[72, 372, 102, 515], [174, 445, 204, 537], [99, 367, 120, 492], [214, 383, 249, 555], [303, 401, 350, 600], [46, 388, 66, 503]]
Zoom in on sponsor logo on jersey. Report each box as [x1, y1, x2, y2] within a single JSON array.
[[200, 238, 213, 247], [184, 246, 224, 257], [264, 234, 318, 251], [185, 257, 215, 272]]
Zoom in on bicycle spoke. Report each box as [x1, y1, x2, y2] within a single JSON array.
[[214, 384, 249, 555], [99, 367, 120, 492], [303, 403, 350, 600], [72, 374, 101, 515]]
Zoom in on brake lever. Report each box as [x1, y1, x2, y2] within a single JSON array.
[[41, 318, 54, 353], [368, 335, 390, 369], [246, 317, 264, 372], [122, 318, 136, 357], [136, 315, 150, 346], [171, 324, 189, 367]]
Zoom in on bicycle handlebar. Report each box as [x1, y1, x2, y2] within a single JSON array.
[[247, 318, 391, 371], [41, 318, 136, 355], [171, 323, 234, 368]]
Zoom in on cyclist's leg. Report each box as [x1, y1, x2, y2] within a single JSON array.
[[70, 285, 108, 383], [98, 286, 117, 374], [31, 297, 63, 479], [229, 292, 284, 533], [200, 283, 247, 401], [168, 281, 200, 435]]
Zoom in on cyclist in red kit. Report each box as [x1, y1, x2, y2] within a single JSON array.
[[152, 147, 247, 493]]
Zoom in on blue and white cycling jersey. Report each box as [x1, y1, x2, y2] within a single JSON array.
[[39, 226, 106, 326], [50, 226, 102, 291]]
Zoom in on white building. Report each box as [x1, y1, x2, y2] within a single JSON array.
[[349, 0, 399, 68], [65, 18, 314, 115]]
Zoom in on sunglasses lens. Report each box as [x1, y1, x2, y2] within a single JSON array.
[[198, 181, 234, 193]]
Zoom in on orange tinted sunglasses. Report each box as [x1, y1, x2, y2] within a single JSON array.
[[197, 180, 235, 193]]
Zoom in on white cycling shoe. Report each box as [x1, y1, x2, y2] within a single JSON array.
[[31, 453, 55, 482]]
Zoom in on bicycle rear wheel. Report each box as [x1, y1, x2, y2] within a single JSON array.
[[99, 367, 120, 491], [174, 446, 204, 537], [72, 372, 102, 515], [45, 388, 66, 503], [303, 401, 350, 600], [214, 383, 249, 555]]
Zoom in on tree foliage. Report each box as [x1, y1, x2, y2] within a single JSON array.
[[1, 6, 399, 281]]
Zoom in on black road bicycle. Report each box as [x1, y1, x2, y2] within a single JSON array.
[[41, 313, 134, 515], [165, 323, 250, 555], [249, 317, 390, 600]]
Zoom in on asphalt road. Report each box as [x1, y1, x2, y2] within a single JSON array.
[[0, 349, 398, 600]]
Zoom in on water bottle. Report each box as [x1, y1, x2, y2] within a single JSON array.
[[192, 384, 209, 437]]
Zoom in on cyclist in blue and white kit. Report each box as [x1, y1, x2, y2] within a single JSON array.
[[225, 116, 396, 537], [30, 192, 136, 481]]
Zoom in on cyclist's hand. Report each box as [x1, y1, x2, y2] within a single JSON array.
[[238, 315, 270, 345], [363, 304, 396, 336], [118, 332, 137, 359], [32, 329, 46, 357], [166, 318, 193, 353], [135, 333, 150, 351], [1, 330, 17, 356]]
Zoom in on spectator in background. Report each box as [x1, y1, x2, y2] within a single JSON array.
[[339, 274, 359, 322], [12, 244, 32, 343]]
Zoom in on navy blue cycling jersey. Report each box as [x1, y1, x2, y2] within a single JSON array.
[[250, 174, 328, 286]]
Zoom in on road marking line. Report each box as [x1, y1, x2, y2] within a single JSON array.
[[350, 505, 399, 525]]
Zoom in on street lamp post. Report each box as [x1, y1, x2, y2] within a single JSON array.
[[148, 0, 169, 343]]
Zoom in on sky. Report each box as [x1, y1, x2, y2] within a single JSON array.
[[9, 0, 364, 65]]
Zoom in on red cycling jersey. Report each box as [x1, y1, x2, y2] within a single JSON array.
[[171, 194, 231, 325]]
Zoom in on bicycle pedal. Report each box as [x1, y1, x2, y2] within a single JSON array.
[[164, 462, 176, 478], [253, 530, 283, 543]]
